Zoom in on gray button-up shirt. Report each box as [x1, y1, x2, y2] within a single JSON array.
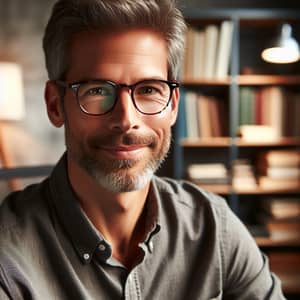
[[0, 154, 285, 299]]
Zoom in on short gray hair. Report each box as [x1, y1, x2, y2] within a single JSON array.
[[43, 0, 187, 81]]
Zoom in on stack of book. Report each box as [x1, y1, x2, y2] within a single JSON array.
[[260, 197, 300, 243], [181, 21, 234, 80], [187, 163, 229, 186], [238, 86, 300, 139], [232, 159, 257, 191], [263, 197, 300, 220], [182, 91, 228, 139], [257, 150, 300, 190]]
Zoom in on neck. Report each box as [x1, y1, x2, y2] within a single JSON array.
[[68, 157, 150, 268]]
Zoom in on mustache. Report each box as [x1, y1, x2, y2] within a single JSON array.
[[88, 133, 156, 148]]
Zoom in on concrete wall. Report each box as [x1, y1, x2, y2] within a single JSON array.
[[0, 0, 65, 166], [0, 0, 64, 195]]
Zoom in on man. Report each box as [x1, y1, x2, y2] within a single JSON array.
[[0, 0, 285, 299]]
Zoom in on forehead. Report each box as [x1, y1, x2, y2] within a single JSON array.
[[67, 29, 168, 81]]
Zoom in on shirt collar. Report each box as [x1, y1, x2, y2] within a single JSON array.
[[49, 153, 103, 264], [48, 153, 161, 264]]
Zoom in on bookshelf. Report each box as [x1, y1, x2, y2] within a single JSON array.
[[175, 8, 300, 297]]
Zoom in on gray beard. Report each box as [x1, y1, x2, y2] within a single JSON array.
[[68, 132, 171, 193], [79, 155, 161, 193]]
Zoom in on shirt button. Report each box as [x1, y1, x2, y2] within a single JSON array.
[[83, 253, 90, 260], [149, 241, 154, 252], [98, 244, 106, 251]]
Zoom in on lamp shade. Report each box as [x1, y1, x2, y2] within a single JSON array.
[[261, 23, 300, 64], [0, 62, 25, 120]]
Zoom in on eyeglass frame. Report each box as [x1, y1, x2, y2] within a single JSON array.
[[55, 79, 180, 116]]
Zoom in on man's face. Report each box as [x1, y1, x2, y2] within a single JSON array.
[[46, 29, 179, 193]]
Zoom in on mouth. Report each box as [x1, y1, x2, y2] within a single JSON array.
[[88, 132, 155, 160], [98, 144, 148, 159]]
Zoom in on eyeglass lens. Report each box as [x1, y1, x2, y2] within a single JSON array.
[[77, 80, 171, 115]]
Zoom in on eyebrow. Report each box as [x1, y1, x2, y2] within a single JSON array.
[[72, 76, 168, 84]]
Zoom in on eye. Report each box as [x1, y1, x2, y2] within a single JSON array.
[[86, 86, 110, 96], [137, 85, 159, 95]]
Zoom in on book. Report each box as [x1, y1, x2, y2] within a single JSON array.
[[263, 198, 300, 220], [239, 87, 256, 126], [232, 159, 257, 190], [261, 87, 272, 127], [237, 86, 300, 140], [267, 220, 300, 241], [208, 96, 222, 137], [182, 27, 196, 79], [255, 88, 263, 125], [269, 86, 285, 138], [215, 20, 234, 79], [203, 24, 219, 79], [265, 167, 300, 179], [184, 91, 199, 138], [257, 150, 300, 168], [293, 93, 300, 137], [197, 94, 213, 137], [187, 163, 229, 184], [238, 125, 278, 142], [258, 176, 300, 190], [191, 29, 205, 79]]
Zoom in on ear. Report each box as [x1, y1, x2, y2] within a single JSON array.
[[170, 87, 180, 126], [44, 81, 65, 128]]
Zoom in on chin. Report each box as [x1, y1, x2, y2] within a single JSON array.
[[93, 166, 155, 193]]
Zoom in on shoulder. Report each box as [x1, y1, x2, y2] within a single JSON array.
[[0, 179, 50, 238], [152, 175, 229, 219], [152, 176, 257, 255], [0, 180, 52, 287]]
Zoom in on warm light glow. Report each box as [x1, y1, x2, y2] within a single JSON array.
[[261, 46, 300, 64], [0, 62, 25, 120], [261, 23, 300, 64]]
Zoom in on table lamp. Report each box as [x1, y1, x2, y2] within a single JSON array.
[[0, 62, 25, 191], [261, 23, 300, 64]]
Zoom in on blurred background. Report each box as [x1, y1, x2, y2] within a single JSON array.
[[0, 0, 299, 195]]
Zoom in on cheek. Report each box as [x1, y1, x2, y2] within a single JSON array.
[[154, 102, 178, 126], [144, 114, 173, 138], [64, 97, 98, 133]]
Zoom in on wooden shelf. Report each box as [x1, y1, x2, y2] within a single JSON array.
[[233, 187, 300, 195], [237, 75, 300, 86], [193, 183, 300, 196], [180, 137, 300, 148], [181, 78, 230, 86], [255, 237, 300, 247], [236, 137, 300, 147], [181, 75, 300, 86], [180, 137, 231, 147], [178, 11, 300, 297]]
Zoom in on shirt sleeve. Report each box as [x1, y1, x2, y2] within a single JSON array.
[[0, 286, 10, 300], [0, 255, 27, 300], [220, 203, 286, 300], [0, 262, 12, 300]]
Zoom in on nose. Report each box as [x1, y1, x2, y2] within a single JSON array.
[[108, 88, 140, 132]]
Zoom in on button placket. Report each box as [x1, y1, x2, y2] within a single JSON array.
[[124, 269, 142, 300]]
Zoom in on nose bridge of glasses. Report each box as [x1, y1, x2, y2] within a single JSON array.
[[115, 83, 137, 107], [114, 83, 137, 112], [116, 83, 134, 95], [110, 88, 141, 131]]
